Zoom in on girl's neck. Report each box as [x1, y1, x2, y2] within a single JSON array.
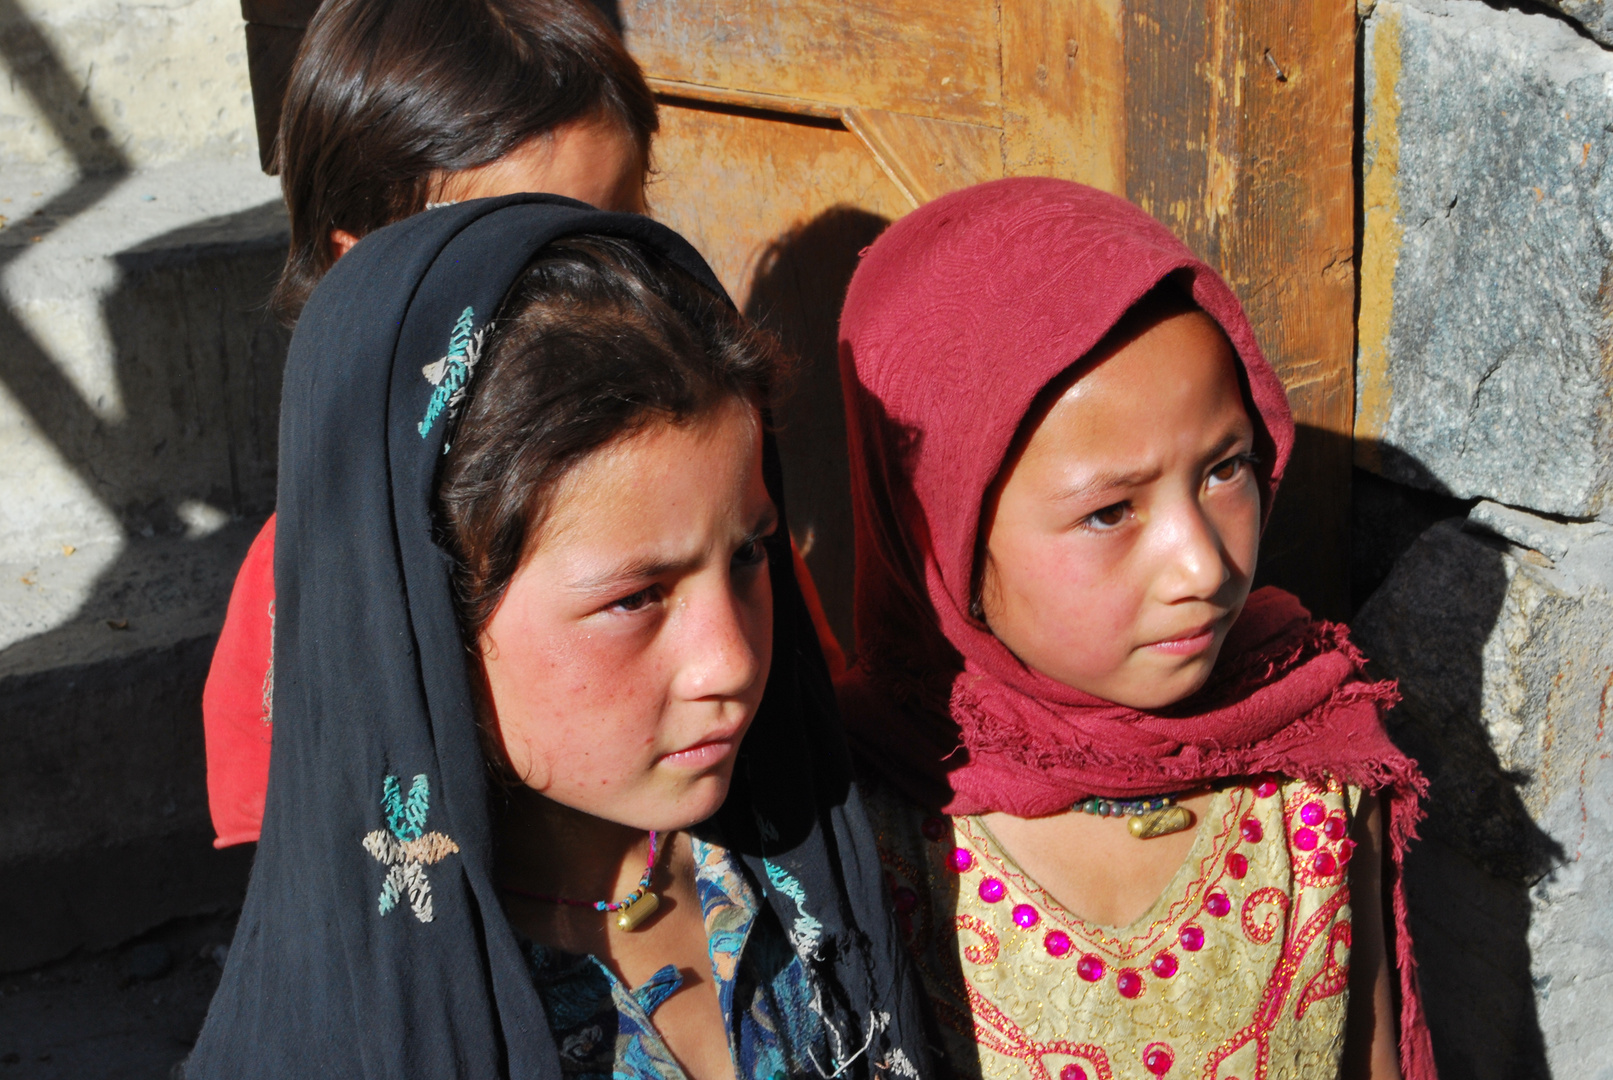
[[495, 786, 657, 906]]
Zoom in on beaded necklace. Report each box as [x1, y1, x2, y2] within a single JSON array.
[[1072, 794, 1194, 839], [500, 830, 664, 931]]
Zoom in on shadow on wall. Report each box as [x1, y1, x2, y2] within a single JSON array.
[[743, 205, 891, 655], [1351, 438, 1558, 1080], [0, 2, 287, 969]]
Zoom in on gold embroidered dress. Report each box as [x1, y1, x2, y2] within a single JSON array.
[[871, 778, 1361, 1080]]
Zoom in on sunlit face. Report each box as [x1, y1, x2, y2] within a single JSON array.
[[434, 114, 648, 213], [479, 398, 776, 831], [977, 310, 1262, 710]]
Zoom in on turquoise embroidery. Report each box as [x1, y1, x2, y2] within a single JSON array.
[[417, 306, 484, 438], [762, 860, 823, 954], [361, 773, 460, 922]]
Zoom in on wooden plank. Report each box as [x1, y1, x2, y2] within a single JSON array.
[[1000, 0, 1126, 193], [841, 108, 1004, 207], [649, 101, 914, 645], [647, 78, 844, 120], [620, 0, 1001, 128], [1124, 0, 1357, 618]]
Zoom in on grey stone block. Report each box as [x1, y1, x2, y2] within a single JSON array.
[[1354, 511, 1613, 1077], [1541, 0, 1613, 50], [1358, 0, 1613, 518]]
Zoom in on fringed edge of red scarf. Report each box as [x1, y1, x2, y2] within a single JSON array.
[[1385, 757, 1438, 1080]]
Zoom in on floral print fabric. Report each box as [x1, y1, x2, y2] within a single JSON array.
[[523, 838, 825, 1080]]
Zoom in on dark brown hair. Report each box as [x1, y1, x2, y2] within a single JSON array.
[[436, 235, 789, 644], [273, 0, 658, 321]]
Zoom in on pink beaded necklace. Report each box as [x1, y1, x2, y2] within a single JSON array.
[[499, 830, 664, 931]]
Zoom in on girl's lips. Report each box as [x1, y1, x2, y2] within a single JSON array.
[[658, 737, 740, 771], [1144, 621, 1220, 656]]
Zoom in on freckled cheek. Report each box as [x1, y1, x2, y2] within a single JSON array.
[[528, 639, 672, 774]]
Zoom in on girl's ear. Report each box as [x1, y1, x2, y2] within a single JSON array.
[[329, 228, 360, 262]]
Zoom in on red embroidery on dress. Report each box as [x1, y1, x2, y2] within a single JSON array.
[[963, 981, 1115, 1080], [1203, 889, 1349, 1080], [956, 914, 1000, 966], [1240, 887, 1289, 945], [1295, 920, 1351, 1020]]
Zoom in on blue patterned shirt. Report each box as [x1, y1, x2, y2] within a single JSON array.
[[523, 839, 826, 1080]]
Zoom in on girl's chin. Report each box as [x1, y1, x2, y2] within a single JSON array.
[[626, 774, 736, 833]]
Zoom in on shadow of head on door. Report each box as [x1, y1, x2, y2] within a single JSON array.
[[743, 205, 891, 656]]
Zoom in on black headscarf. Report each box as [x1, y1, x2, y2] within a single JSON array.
[[189, 196, 934, 1079]]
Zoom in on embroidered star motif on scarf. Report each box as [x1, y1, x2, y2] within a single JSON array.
[[362, 773, 460, 923]]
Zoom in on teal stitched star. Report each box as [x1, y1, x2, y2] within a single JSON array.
[[362, 774, 459, 923]]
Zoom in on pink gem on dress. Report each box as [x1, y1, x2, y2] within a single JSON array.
[[1012, 903, 1040, 928], [1255, 779, 1278, 799], [1116, 969, 1144, 998], [1312, 851, 1338, 876], [1300, 801, 1326, 826], [1204, 890, 1231, 917], [1179, 924, 1205, 951], [1339, 838, 1358, 864], [1076, 954, 1105, 982], [1150, 951, 1179, 978], [1225, 852, 1248, 879], [1240, 818, 1264, 843], [1059, 1065, 1088, 1080], [978, 877, 1006, 903], [921, 816, 948, 841], [1044, 931, 1073, 957], [1324, 813, 1349, 840], [949, 847, 974, 872], [1294, 828, 1318, 851], [1143, 1043, 1175, 1076]]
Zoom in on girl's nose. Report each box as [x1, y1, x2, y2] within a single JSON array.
[[1156, 503, 1232, 602], [674, 585, 768, 702]]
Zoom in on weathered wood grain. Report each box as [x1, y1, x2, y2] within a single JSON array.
[[1001, 0, 1126, 193], [842, 108, 1004, 207], [1125, 0, 1357, 617], [650, 101, 914, 644], [620, 0, 1002, 127]]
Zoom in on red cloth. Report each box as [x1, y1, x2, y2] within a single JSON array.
[[836, 178, 1435, 1079], [203, 513, 277, 849], [203, 517, 846, 846]]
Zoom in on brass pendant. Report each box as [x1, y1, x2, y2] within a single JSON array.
[[614, 890, 660, 931], [1128, 806, 1194, 839]]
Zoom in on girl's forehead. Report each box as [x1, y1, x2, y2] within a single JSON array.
[[1018, 311, 1245, 457]]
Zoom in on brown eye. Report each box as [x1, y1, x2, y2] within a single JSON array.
[[732, 537, 768, 569], [1085, 502, 1129, 530], [609, 586, 658, 613], [1209, 454, 1251, 486]]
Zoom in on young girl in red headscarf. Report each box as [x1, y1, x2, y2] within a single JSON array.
[[837, 178, 1436, 1080]]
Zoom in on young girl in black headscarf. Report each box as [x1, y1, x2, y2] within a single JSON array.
[[187, 196, 930, 1080]]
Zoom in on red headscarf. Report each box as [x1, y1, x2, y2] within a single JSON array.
[[837, 177, 1435, 1078]]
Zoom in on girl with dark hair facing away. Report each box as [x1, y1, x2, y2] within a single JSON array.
[[188, 198, 930, 1080], [837, 179, 1437, 1080], [203, 0, 846, 848]]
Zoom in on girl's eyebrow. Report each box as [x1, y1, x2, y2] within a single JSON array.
[[565, 503, 780, 595], [567, 555, 690, 596], [1052, 467, 1160, 504]]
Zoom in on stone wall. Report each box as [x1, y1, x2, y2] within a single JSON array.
[[1356, 2, 1613, 1075]]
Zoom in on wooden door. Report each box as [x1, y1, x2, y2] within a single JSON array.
[[241, 1, 1358, 628], [624, 1, 1358, 637]]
